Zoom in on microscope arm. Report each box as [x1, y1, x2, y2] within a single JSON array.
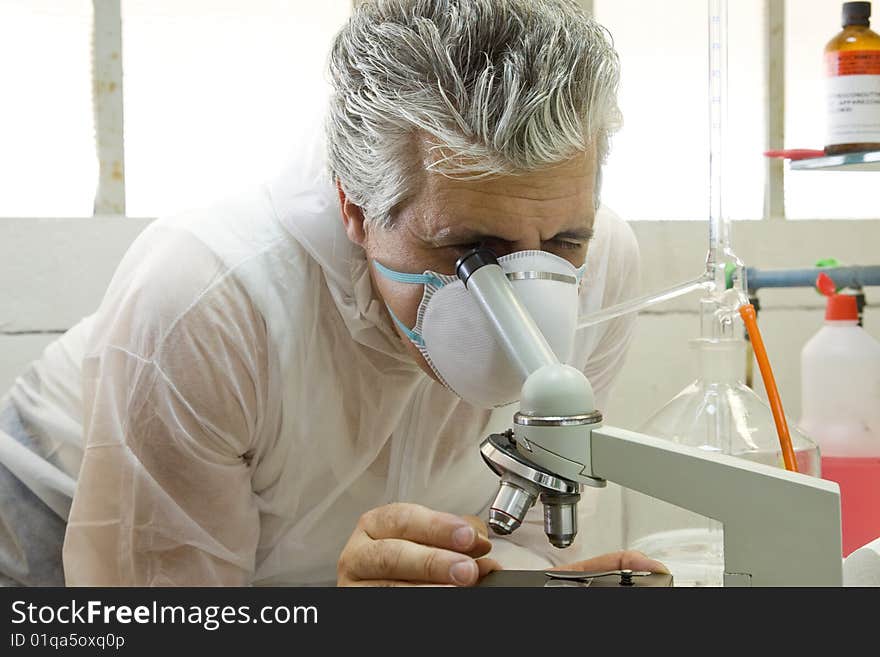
[[590, 424, 843, 586]]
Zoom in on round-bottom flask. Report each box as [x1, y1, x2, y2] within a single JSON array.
[[622, 338, 820, 586]]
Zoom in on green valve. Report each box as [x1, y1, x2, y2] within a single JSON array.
[[724, 262, 736, 289], [815, 257, 840, 269]]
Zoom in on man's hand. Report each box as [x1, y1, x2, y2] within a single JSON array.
[[551, 549, 669, 575], [337, 503, 501, 586]]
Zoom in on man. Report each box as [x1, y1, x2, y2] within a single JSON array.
[[0, 0, 662, 586]]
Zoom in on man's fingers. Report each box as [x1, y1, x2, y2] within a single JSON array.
[[619, 550, 669, 574], [550, 549, 670, 575], [345, 581, 456, 588], [347, 536, 480, 585], [461, 515, 492, 557], [360, 503, 489, 555], [476, 557, 502, 579], [462, 515, 489, 539], [339, 504, 497, 587]]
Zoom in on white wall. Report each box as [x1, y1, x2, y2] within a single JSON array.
[[0, 217, 151, 394], [1, 217, 879, 430]]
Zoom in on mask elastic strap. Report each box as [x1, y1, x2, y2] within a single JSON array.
[[372, 259, 449, 347], [384, 305, 425, 347], [372, 260, 446, 289]]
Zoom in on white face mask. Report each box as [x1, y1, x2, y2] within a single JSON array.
[[374, 250, 587, 409]]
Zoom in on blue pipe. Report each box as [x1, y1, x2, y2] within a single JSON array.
[[746, 266, 880, 291]]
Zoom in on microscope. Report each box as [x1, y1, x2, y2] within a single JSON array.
[[456, 248, 843, 587]]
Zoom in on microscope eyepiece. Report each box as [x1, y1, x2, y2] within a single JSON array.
[[454, 247, 499, 287]]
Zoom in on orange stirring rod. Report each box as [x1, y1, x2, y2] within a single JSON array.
[[739, 304, 799, 473]]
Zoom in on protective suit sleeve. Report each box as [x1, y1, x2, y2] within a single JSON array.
[[62, 226, 267, 586]]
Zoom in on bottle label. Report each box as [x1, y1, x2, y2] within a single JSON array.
[[825, 51, 880, 146]]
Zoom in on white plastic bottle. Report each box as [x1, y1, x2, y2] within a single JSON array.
[[798, 283, 880, 557]]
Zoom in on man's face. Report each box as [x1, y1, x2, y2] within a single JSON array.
[[340, 149, 597, 380]]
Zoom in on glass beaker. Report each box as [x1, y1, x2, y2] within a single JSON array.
[[622, 337, 820, 587]]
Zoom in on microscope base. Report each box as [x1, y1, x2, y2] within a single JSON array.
[[478, 570, 674, 587]]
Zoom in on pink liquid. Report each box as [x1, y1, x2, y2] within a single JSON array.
[[821, 456, 880, 557]]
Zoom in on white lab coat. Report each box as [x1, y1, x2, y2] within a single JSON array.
[[0, 131, 640, 586]]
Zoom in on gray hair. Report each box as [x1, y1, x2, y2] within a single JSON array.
[[326, 0, 622, 228]]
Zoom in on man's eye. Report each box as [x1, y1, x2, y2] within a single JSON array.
[[551, 240, 585, 250], [448, 242, 482, 253]]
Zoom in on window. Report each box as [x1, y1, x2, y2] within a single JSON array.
[[121, 0, 351, 218], [594, 0, 879, 221], [0, 1, 96, 217], [1, 0, 877, 222], [0, 0, 350, 219], [594, 0, 766, 221]]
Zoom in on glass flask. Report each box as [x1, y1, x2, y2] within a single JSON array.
[[622, 337, 820, 587]]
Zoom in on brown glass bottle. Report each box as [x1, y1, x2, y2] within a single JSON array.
[[824, 2, 880, 154]]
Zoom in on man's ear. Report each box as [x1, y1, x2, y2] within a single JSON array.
[[337, 180, 367, 246]]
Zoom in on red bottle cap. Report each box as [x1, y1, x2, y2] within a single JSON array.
[[826, 294, 858, 321], [816, 272, 858, 320]]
